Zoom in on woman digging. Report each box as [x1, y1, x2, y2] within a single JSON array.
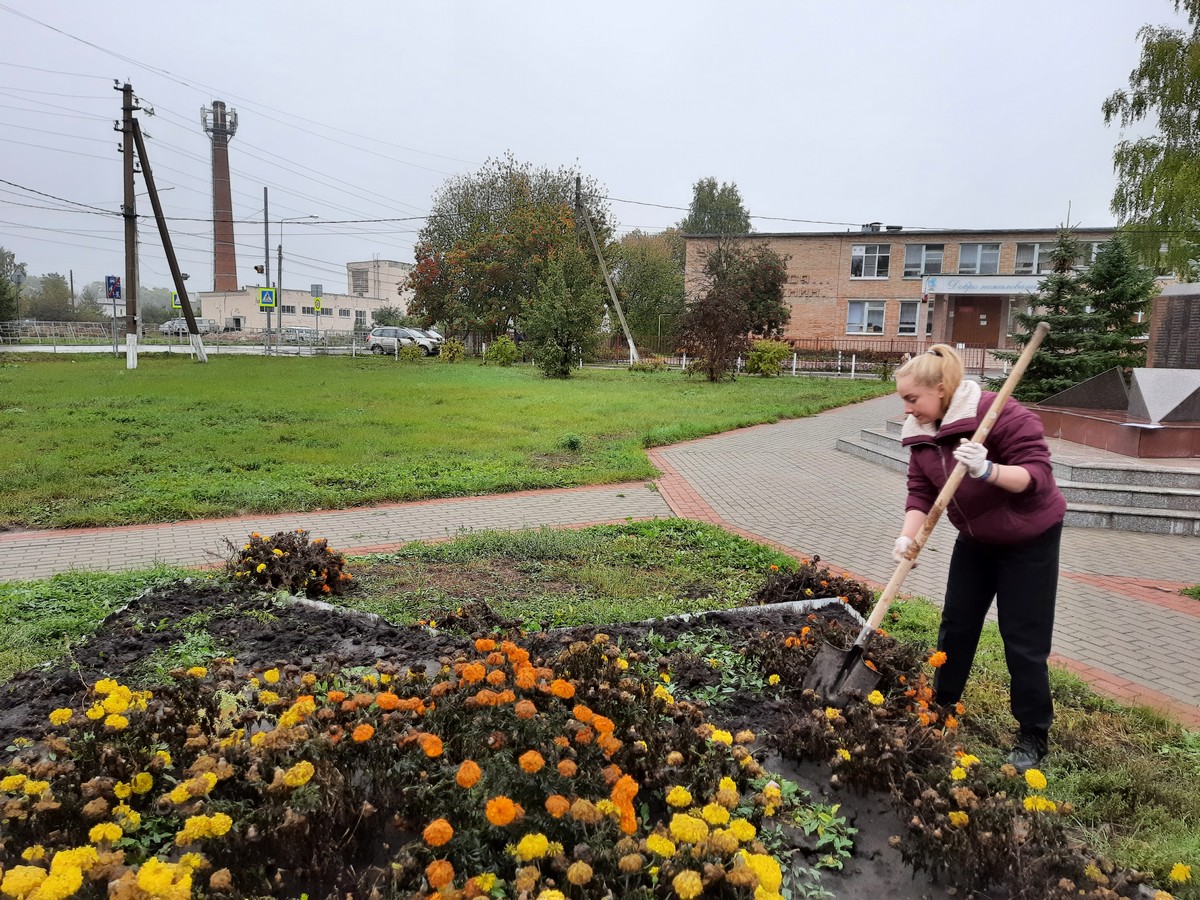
[[892, 344, 1066, 773]]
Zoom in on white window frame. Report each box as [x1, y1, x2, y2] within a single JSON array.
[[958, 243, 1000, 275], [1014, 243, 1056, 275], [338, 308, 351, 317], [850, 244, 891, 279], [301, 305, 315, 316], [354, 310, 367, 328], [846, 300, 886, 334], [898, 300, 921, 335], [903, 244, 943, 278], [280, 304, 296, 315]]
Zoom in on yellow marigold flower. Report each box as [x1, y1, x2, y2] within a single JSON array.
[[472, 873, 498, 893], [22, 780, 49, 796], [616, 658, 629, 670], [950, 767, 966, 781], [1, 774, 28, 791], [282, 760, 315, 788], [423, 818, 454, 848], [178, 853, 205, 871], [824, 707, 841, 721], [262, 668, 280, 684], [512, 832, 551, 862], [104, 713, 129, 731], [1, 867, 48, 897], [958, 754, 981, 768], [645, 833, 676, 858], [535, 892, 564, 900], [1170, 863, 1191, 884], [566, 861, 593, 886], [672, 869, 704, 900], [272, 548, 283, 556], [255, 563, 267, 573], [85, 703, 105, 720], [728, 818, 756, 842], [114, 781, 132, 799], [1023, 795, 1057, 813], [88, 822, 123, 844], [653, 684, 674, 704], [48, 708, 73, 726], [115, 804, 141, 830], [660, 672, 671, 683], [257, 690, 280, 705], [837, 748, 851, 761], [867, 690, 885, 706], [1024, 769, 1048, 791], [93, 678, 119, 695], [666, 785, 693, 808], [741, 852, 783, 893], [156, 750, 173, 767], [131, 772, 154, 794], [168, 784, 192, 804], [948, 810, 969, 827], [710, 729, 733, 746], [702, 802, 731, 826], [21, 845, 45, 861], [669, 813, 709, 845], [768, 674, 780, 685]]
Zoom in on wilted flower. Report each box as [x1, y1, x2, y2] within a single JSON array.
[[672, 870, 703, 899]]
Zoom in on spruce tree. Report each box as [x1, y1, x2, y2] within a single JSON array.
[[990, 230, 1104, 402], [1080, 234, 1157, 372]]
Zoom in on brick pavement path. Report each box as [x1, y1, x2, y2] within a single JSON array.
[[3, 394, 1197, 725], [652, 393, 1200, 727]]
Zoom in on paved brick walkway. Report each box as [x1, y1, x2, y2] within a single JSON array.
[[3, 394, 1198, 725]]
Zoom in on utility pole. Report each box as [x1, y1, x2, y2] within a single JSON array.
[[116, 82, 140, 369], [263, 187, 273, 353], [576, 175, 639, 363], [69, 270, 74, 308], [131, 118, 207, 362]]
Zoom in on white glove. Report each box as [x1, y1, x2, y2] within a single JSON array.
[[892, 536, 915, 565], [954, 439, 990, 478]]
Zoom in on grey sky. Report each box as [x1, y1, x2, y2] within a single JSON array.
[[0, 0, 1184, 295]]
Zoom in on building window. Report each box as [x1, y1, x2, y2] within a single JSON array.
[[1015, 243, 1056, 275], [350, 268, 369, 294], [338, 308, 351, 317], [355, 310, 367, 328], [280, 305, 296, 315], [850, 244, 891, 278], [846, 300, 886, 333], [958, 243, 1000, 275], [1076, 241, 1107, 269], [322, 307, 333, 316], [301, 306, 315, 315], [898, 301, 920, 335], [903, 244, 943, 278], [926, 303, 934, 336]]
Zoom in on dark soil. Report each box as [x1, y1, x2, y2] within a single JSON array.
[[0, 582, 954, 898]]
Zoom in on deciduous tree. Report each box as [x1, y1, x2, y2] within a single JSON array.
[[523, 245, 605, 379], [613, 230, 686, 349], [0, 246, 23, 323], [1104, 1, 1200, 274], [24, 272, 72, 321], [677, 177, 752, 236]]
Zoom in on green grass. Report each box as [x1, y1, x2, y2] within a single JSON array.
[[0, 354, 892, 529], [1183, 584, 1200, 601], [887, 599, 1200, 893]]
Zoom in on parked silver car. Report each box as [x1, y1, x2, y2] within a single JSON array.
[[366, 326, 440, 355]]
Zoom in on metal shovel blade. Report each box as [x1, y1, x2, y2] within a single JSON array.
[[802, 640, 881, 706]]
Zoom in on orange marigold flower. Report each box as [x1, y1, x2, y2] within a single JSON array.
[[460, 662, 486, 684], [598, 734, 623, 758], [425, 859, 455, 890], [519, 750, 545, 773], [456, 760, 482, 789], [928, 651, 948, 668], [423, 818, 454, 847], [474, 638, 497, 653], [574, 727, 594, 746], [545, 794, 570, 818], [504, 644, 530, 666], [485, 795, 521, 826], [327, 690, 346, 703], [514, 699, 537, 719], [418, 733, 444, 758], [572, 704, 594, 724], [352, 724, 375, 743], [557, 759, 578, 777], [592, 715, 615, 734], [375, 692, 401, 711], [486, 669, 507, 686], [784, 635, 802, 648], [553, 736, 570, 749], [514, 667, 537, 690], [486, 652, 506, 667], [472, 689, 500, 707], [496, 690, 516, 705], [550, 679, 575, 699]]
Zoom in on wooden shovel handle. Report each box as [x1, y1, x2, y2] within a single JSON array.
[[859, 323, 1051, 638]]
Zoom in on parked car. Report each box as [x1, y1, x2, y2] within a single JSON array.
[[399, 327, 442, 355], [282, 326, 319, 344], [366, 326, 415, 355], [159, 318, 219, 335]]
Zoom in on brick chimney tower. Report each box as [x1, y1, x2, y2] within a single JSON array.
[[201, 101, 238, 291]]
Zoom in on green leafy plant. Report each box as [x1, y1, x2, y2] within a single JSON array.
[[398, 342, 424, 363], [225, 529, 355, 598], [558, 433, 583, 452], [439, 337, 466, 362], [628, 358, 667, 374], [745, 339, 792, 377], [484, 334, 521, 366]]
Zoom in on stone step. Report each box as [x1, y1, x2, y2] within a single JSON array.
[[833, 436, 908, 474], [1064, 503, 1200, 536], [857, 427, 907, 454], [1059, 481, 1200, 513], [1051, 461, 1200, 492]]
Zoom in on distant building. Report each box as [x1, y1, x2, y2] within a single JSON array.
[[685, 225, 1117, 349], [346, 259, 413, 311]]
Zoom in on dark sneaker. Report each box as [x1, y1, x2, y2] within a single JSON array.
[[1007, 733, 1047, 774]]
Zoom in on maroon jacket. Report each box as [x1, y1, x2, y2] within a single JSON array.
[[901, 383, 1066, 544]]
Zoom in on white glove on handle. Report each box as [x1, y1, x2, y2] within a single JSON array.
[[954, 439, 990, 478], [893, 535, 915, 565]]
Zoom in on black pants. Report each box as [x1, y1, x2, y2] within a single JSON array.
[[934, 522, 1061, 740]]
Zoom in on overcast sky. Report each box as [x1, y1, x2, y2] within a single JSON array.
[[0, 0, 1184, 297]]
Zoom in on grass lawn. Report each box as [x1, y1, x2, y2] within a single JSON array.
[[1, 520, 1196, 894], [0, 353, 892, 528]]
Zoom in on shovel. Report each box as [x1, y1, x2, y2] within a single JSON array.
[[802, 323, 1051, 705]]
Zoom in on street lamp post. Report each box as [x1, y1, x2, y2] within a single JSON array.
[[277, 214, 317, 348]]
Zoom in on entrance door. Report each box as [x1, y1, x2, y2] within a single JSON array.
[[952, 296, 1002, 346]]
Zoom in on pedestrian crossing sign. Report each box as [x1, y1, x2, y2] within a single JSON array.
[[171, 292, 181, 309], [259, 288, 276, 309]]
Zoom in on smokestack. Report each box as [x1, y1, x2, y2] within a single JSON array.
[[202, 100, 239, 291]]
